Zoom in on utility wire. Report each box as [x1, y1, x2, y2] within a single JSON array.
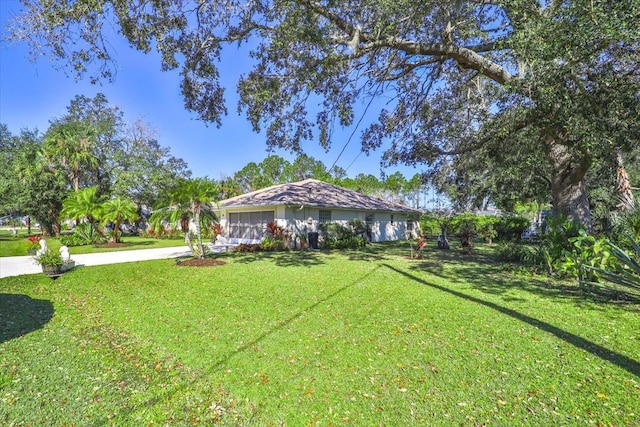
[[329, 86, 380, 172]]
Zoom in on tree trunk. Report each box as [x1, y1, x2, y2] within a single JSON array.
[[614, 147, 635, 212], [113, 220, 120, 243], [545, 137, 592, 231], [194, 205, 205, 259], [44, 207, 61, 237]]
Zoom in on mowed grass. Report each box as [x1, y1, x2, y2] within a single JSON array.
[[1, 242, 638, 425], [0, 229, 185, 257]]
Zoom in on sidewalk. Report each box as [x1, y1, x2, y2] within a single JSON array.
[[0, 246, 192, 279]]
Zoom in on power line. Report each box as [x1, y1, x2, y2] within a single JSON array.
[[329, 88, 380, 172]]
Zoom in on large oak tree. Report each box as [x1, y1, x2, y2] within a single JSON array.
[[9, 0, 640, 228]]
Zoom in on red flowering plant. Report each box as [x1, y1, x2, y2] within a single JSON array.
[[411, 235, 427, 259], [211, 223, 223, 241], [266, 221, 285, 240], [27, 235, 42, 251]]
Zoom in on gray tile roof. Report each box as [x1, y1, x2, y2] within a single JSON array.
[[219, 179, 419, 213]]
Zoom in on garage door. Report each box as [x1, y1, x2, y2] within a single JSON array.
[[228, 211, 275, 240]]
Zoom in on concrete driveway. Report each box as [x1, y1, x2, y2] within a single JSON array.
[[0, 246, 192, 279]]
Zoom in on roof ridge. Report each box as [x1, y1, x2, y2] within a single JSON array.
[[220, 180, 293, 203], [219, 179, 419, 213]]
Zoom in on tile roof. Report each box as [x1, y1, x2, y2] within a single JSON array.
[[219, 179, 419, 213]]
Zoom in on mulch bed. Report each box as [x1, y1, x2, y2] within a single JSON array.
[[176, 258, 226, 267]]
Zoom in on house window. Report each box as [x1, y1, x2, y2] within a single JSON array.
[[228, 211, 274, 240], [390, 214, 394, 225], [319, 210, 332, 223], [407, 220, 414, 231]]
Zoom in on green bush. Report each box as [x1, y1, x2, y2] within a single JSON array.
[[322, 236, 366, 250], [233, 243, 262, 253], [60, 223, 108, 247], [261, 236, 287, 252], [318, 222, 366, 249], [347, 218, 367, 236], [495, 242, 537, 264], [33, 248, 64, 267], [583, 235, 640, 297], [139, 226, 183, 240], [495, 215, 530, 241], [610, 202, 640, 248], [419, 212, 440, 237], [558, 230, 615, 283]]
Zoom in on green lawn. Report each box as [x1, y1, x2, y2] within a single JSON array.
[[1, 242, 638, 425], [0, 228, 185, 257]]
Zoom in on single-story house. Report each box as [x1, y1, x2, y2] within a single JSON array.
[[217, 179, 421, 244]]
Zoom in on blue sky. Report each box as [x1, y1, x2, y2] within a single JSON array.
[[0, 1, 422, 182]]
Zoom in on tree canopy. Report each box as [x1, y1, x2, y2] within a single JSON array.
[[9, 0, 640, 229], [150, 177, 220, 258], [0, 94, 191, 235]]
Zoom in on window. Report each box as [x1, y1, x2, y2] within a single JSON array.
[[319, 210, 332, 223], [407, 220, 414, 231], [227, 211, 274, 240], [390, 214, 394, 225]]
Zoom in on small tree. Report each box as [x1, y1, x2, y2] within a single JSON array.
[[150, 178, 219, 258], [60, 186, 104, 240], [101, 196, 139, 243]]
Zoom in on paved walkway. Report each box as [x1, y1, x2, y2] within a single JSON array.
[[0, 246, 192, 279]]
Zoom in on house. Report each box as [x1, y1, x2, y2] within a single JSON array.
[[217, 179, 421, 244]]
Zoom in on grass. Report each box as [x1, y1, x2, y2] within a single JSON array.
[[0, 228, 185, 257], [1, 241, 638, 425]]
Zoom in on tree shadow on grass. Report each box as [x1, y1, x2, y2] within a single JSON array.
[[228, 250, 327, 268], [408, 246, 640, 309], [383, 263, 640, 378], [111, 264, 381, 421], [0, 293, 54, 344]]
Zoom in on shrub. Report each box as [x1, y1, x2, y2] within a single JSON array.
[[211, 223, 222, 241], [457, 216, 477, 252], [479, 223, 498, 244], [582, 235, 640, 297], [495, 215, 530, 241], [318, 222, 366, 249], [261, 236, 287, 252], [495, 242, 536, 264], [411, 236, 426, 259], [323, 236, 366, 250], [60, 223, 108, 247], [609, 200, 640, 248], [557, 230, 615, 283], [266, 221, 285, 240], [347, 218, 368, 237], [33, 248, 64, 267], [419, 212, 440, 237], [139, 226, 183, 240], [233, 243, 262, 253], [27, 235, 42, 251]]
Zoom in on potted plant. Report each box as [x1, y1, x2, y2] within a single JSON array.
[[297, 232, 308, 249], [26, 235, 42, 255], [34, 249, 64, 276]]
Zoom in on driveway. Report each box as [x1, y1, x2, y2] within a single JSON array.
[[0, 246, 192, 279]]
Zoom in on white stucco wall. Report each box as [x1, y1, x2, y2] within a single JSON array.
[[220, 205, 419, 243]]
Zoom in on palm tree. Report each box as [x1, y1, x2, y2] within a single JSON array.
[[101, 196, 139, 243], [150, 178, 220, 258], [45, 121, 98, 192], [60, 186, 104, 239]]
